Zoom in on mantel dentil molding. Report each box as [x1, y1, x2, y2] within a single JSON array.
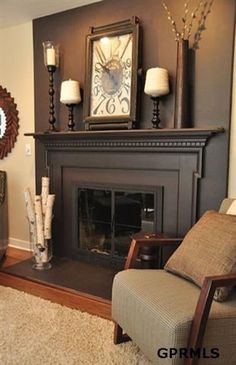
[[25, 127, 224, 152]]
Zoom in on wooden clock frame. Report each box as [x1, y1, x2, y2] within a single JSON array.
[[83, 17, 141, 131], [0, 86, 19, 159]]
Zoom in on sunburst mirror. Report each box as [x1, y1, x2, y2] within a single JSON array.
[[0, 85, 19, 159]]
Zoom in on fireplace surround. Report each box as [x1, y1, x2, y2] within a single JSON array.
[[27, 128, 223, 267]]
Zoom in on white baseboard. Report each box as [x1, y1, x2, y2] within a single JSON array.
[[9, 238, 32, 252]]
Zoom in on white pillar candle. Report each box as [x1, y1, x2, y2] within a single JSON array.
[[144, 67, 169, 97], [60, 80, 81, 104], [46, 48, 56, 66]]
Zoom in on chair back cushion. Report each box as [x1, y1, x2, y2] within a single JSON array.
[[165, 210, 236, 301], [219, 198, 236, 214]]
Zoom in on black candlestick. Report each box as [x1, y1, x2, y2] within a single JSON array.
[[47, 65, 57, 132], [151, 96, 162, 129], [67, 104, 75, 131]]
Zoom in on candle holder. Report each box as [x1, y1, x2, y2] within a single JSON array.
[[43, 41, 60, 132], [67, 104, 75, 131], [144, 67, 169, 129], [47, 65, 57, 132], [60, 80, 81, 131], [151, 96, 161, 129]]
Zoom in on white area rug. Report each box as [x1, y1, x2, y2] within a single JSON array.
[[0, 286, 151, 365]]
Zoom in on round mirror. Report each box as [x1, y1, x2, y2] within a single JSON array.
[[0, 85, 19, 159], [0, 107, 7, 138]]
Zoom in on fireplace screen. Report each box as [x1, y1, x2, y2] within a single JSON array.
[[77, 186, 162, 259]]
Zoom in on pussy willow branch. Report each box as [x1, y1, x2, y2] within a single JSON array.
[[186, 0, 203, 39], [181, 1, 190, 40], [193, 0, 214, 49], [162, 0, 213, 42], [162, 1, 180, 40]]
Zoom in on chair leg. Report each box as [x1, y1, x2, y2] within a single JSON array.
[[113, 323, 131, 344]]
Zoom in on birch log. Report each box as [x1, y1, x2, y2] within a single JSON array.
[[41, 177, 49, 216], [24, 188, 37, 247], [35, 195, 44, 246], [24, 188, 42, 259], [44, 194, 55, 239], [40, 241, 50, 263]]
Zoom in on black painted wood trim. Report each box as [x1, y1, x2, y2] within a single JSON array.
[[25, 127, 224, 150]]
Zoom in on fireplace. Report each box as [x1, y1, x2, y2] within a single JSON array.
[[29, 128, 223, 268], [75, 184, 163, 267]]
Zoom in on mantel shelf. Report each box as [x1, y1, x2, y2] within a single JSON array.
[[25, 127, 224, 141], [25, 127, 225, 153]]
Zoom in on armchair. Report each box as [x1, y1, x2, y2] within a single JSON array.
[[112, 199, 236, 365]]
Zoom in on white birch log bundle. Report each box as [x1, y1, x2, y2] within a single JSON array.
[[35, 195, 45, 246], [44, 194, 55, 239], [24, 181, 55, 266], [41, 177, 50, 216]]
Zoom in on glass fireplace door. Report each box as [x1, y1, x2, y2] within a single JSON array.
[[77, 186, 161, 261]]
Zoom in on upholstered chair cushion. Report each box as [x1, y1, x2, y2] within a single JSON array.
[[226, 200, 236, 215], [219, 198, 236, 214], [165, 210, 236, 301], [112, 269, 236, 365]]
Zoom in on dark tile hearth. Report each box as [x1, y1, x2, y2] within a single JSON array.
[[3, 257, 118, 300]]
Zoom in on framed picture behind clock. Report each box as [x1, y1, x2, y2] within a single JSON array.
[[83, 17, 141, 130]]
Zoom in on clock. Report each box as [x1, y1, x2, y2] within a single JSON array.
[[0, 85, 19, 159], [84, 17, 141, 130]]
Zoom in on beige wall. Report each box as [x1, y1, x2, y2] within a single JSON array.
[[0, 22, 35, 248], [228, 30, 236, 198]]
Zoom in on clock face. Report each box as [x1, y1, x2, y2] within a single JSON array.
[[0, 108, 6, 138], [90, 33, 133, 117]]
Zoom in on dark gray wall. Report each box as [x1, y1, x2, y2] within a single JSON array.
[[33, 0, 236, 216]]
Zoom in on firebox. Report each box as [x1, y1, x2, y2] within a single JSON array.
[[75, 184, 163, 268]]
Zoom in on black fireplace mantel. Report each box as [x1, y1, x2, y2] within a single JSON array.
[[26, 127, 224, 152], [26, 127, 224, 180], [26, 127, 225, 262]]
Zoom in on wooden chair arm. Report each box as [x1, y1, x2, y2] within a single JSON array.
[[186, 273, 236, 365], [125, 234, 183, 270]]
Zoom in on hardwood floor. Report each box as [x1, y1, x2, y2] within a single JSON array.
[[0, 247, 111, 320], [0, 246, 32, 268]]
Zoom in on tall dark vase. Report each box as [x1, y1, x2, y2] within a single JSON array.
[[174, 39, 190, 129]]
